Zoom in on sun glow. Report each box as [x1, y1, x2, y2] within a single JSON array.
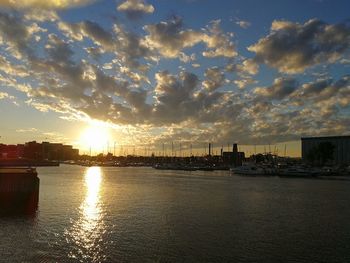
[[79, 123, 112, 152]]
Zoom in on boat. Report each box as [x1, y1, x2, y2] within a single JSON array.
[[277, 166, 317, 177], [196, 166, 214, 171], [230, 163, 265, 176], [153, 163, 198, 171]]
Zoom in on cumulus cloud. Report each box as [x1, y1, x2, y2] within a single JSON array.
[[0, 55, 29, 77], [202, 20, 237, 58], [58, 20, 114, 50], [0, 91, 10, 99], [143, 17, 203, 58], [45, 34, 74, 64], [0, 12, 32, 57], [236, 20, 251, 29], [227, 59, 259, 75], [179, 52, 196, 63], [154, 71, 198, 107], [113, 24, 153, 71], [0, 7, 348, 146], [24, 9, 58, 21], [0, 0, 95, 9], [254, 77, 298, 99], [117, 0, 154, 19], [144, 17, 237, 59], [292, 75, 350, 106], [0, 91, 18, 105], [239, 59, 259, 75], [153, 70, 229, 125], [202, 67, 225, 91], [248, 19, 350, 74], [234, 77, 257, 89]]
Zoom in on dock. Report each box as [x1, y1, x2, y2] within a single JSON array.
[[0, 167, 40, 215]]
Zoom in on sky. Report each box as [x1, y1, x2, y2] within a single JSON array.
[[0, 0, 349, 157]]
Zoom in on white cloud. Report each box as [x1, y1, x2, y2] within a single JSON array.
[[236, 20, 251, 29], [117, 0, 154, 19], [144, 17, 237, 59], [0, 91, 10, 99], [0, 0, 95, 9], [24, 9, 58, 21]]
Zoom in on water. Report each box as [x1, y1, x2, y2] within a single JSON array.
[[1, 165, 350, 262]]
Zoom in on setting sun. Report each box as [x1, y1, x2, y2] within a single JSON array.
[[79, 124, 112, 152]]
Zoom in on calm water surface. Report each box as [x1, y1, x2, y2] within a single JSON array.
[[1, 165, 350, 262]]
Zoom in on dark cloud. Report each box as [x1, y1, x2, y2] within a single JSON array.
[[292, 75, 350, 105], [0, 12, 31, 57], [249, 19, 350, 73], [113, 24, 153, 71], [254, 78, 298, 99], [46, 34, 74, 64], [58, 20, 114, 50]]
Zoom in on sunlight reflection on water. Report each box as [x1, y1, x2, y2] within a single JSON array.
[[83, 167, 102, 231], [67, 166, 106, 262]]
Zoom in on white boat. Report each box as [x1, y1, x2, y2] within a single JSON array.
[[278, 166, 316, 177], [230, 163, 265, 175]]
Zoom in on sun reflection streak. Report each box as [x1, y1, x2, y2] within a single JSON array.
[[82, 167, 102, 232], [67, 166, 106, 261]]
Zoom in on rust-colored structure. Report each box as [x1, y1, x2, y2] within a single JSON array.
[[0, 167, 39, 215]]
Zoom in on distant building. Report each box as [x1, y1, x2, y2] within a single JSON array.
[[0, 144, 21, 159], [222, 143, 245, 166], [0, 141, 79, 161], [301, 136, 350, 165]]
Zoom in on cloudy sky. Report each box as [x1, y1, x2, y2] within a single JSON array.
[[0, 0, 349, 156]]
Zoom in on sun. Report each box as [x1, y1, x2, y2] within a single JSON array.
[[80, 123, 112, 153]]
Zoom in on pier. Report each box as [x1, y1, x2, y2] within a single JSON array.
[[0, 167, 39, 215]]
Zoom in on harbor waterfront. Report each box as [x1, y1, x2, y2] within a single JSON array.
[[1, 165, 350, 262], [1, 0, 350, 261]]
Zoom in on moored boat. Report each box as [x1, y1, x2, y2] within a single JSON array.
[[277, 166, 317, 177], [230, 163, 265, 176]]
